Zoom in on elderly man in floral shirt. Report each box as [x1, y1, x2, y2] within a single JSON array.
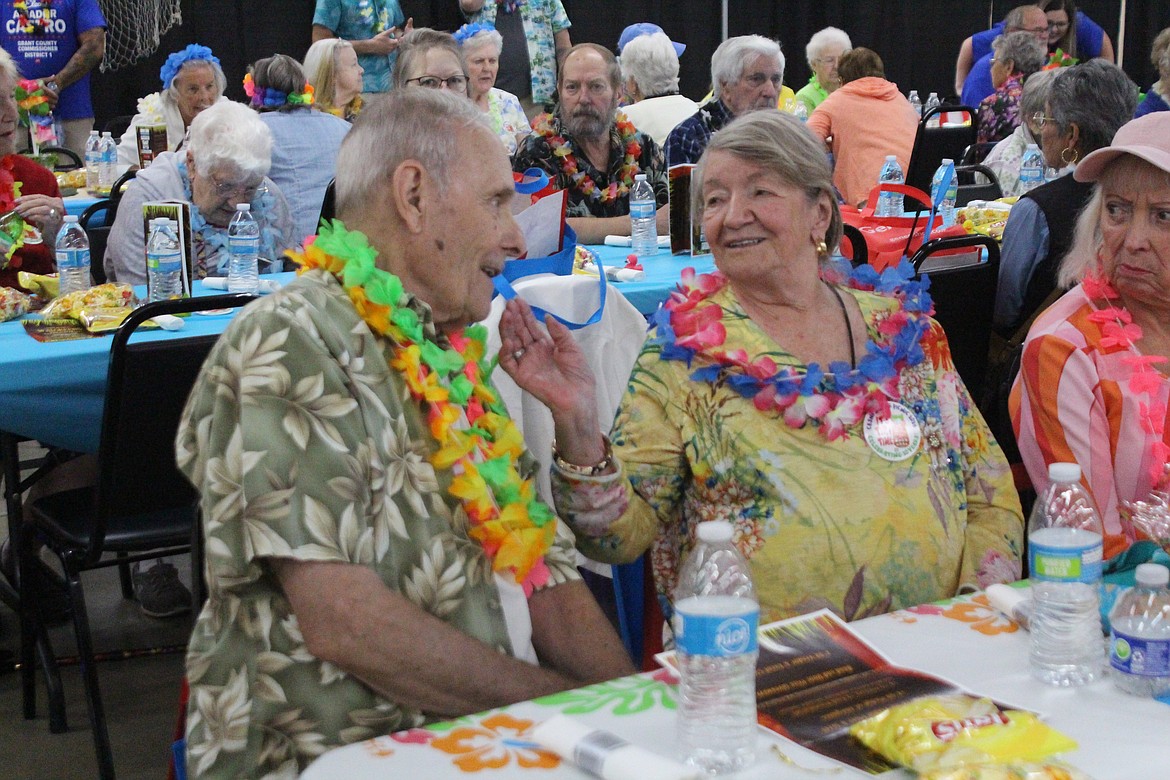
[[460, 0, 571, 118], [512, 43, 667, 245]]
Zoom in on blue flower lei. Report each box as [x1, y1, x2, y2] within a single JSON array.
[[453, 21, 496, 46], [651, 260, 935, 437], [160, 44, 220, 90], [175, 157, 283, 278]]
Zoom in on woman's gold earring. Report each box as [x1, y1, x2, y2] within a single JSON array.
[[814, 237, 829, 259], [1061, 147, 1079, 165]]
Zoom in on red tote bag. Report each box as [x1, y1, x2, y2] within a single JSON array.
[[840, 182, 967, 271]]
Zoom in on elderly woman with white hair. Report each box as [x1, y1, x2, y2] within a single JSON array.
[[618, 30, 698, 147], [1135, 27, 1170, 118], [107, 100, 296, 284], [453, 22, 530, 154], [794, 27, 851, 115], [303, 37, 365, 122], [116, 44, 229, 166], [981, 68, 1056, 197]]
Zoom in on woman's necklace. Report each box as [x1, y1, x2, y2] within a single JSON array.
[[1082, 272, 1170, 491], [531, 111, 642, 204], [654, 261, 933, 441], [289, 221, 557, 592]]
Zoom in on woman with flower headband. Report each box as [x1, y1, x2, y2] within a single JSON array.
[[500, 110, 1023, 625], [115, 43, 228, 166], [1012, 112, 1170, 561], [106, 100, 296, 285], [247, 54, 350, 243], [454, 22, 530, 155], [303, 37, 364, 121]]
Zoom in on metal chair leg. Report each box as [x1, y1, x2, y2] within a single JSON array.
[[117, 554, 133, 600], [65, 569, 116, 779]]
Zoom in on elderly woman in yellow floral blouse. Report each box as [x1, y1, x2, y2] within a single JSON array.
[[499, 111, 1023, 625]]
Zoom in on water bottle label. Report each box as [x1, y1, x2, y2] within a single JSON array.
[[229, 236, 258, 255], [629, 201, 656, 220], [675, 609, 759, 657], [1029, 540, 1102, 583], [56, 247, 89, 271], [1110, 631, 1170, 677], [148, 251, 182, 274]]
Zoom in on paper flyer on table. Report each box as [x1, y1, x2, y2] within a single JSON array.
[[657, 609, 1030, 775]]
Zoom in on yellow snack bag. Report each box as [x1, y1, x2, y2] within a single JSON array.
[[0, 285, 32, 321], [40, 283, 135, 320], [849, 695, 1078, 772], [17, 270, 58, 300]]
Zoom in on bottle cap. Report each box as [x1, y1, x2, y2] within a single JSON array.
[[941, 158, 953, 165], [236, 203, 250, 211], [1048, 462, 1081, 484], [634, 173, 647, 181], [1135, 563, 1170, 588], [885, 154, 896, 161], [696, 520, 733, 544], [63, 214, 78, 223]]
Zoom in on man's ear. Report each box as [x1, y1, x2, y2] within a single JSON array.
[[390, 159, 428, 234]]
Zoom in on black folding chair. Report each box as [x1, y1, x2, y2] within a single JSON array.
[[101, 115, 134, 141], [841, 223, 869, 268], [910, 234, 1000, 401], [318, 177, 336, 229], [79, 199, 112, 285], [905, 105, 979, 194], [20, 294, 254, 779], [961, 141, 999, 166], [37, 145, 82, 171], [955, 164, 1004, 206]]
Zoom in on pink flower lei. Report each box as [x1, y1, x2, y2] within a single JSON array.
[[532, 111, 642, 204], [651, 261, 935, 442], [1082, 271, 1170, 490]]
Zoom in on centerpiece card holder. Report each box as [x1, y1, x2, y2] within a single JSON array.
[[667, 163, 709, 256], [141, 200, 193, 299]]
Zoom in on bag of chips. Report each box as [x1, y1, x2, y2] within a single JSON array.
[[40, 283, 135, 320], [0, 285, 32, 321], [849, 695, 1086, 778]]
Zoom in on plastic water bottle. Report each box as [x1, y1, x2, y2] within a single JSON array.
[[629, 173, 657, 258], [792, 101, 808, 122], [146, 217, 184, 302], [1019, 143, 1046, 193], [55, 215, 91, 296], [875, 155, 905, 217], [673, 521, 759, 774], [97, 131, 116, 193], [1028, 462, 1105, 686], [227, 203, 260, 293], [908, 90, 922, 118], [84, 130, 101, 192], [931, 158, 958, 227], [924, 92, 941, 127], [1109, 563, 1170, 697]]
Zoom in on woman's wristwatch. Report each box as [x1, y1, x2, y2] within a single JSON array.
[[552, 436, 614, 477]]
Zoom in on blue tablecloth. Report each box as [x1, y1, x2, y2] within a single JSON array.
[[63, 190, 102, 217], [585, 243, 715, 316]]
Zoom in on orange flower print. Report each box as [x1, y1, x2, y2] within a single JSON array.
[[941, 594, 1019, 635], [430, 713, 560, 772]]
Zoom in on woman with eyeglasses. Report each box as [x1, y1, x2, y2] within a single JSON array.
[[794, 27, 851, 115], [806, 47, 919, 208], [993, 61, 1137, 336], [1040, 0, 1114, 64], [392, 28, 469, 96], [106, 100, 297, 284]]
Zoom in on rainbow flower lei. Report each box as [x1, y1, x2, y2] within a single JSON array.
[[652, 261, 934, 441], [1082, 271, 1170, 491], [289, 221, 557, 592], [532, 111, 642, 204], [13, 0, 52, 35], [242, 73, 314, 109]]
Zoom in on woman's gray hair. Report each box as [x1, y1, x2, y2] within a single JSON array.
[[165, 57, 227, 104], [1019, 68, 1056, 123], [1048, 61, 1138, 155], [711, 35, 784, 100], [462, 28, 503, 57], [619, 32, 680, 97], [335, 88, 486, 212], [1152, 27, 1170, 74], [249, 54, 308, 113], [1058, 155, 1170, 287], [392, 28, 466, 90], [303, 38, 354, 111], [805, 27, 851, 68], [992, 31, 1046, 79], [0, 48, 18, 82], [185, 100, 272, 179], [691, 111, 842, 257]]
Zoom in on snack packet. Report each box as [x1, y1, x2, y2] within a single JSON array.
[[849, 695, 1078, 774], [919, 763, 1091, 779], [17, 270, 59, 300], [77, 306, 133, 333], [0, 285, 32, 321], [40, 283, 135, 320]]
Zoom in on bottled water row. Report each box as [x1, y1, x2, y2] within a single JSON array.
[[907, 90, 941, 126], [84, 130, 119, 193], [874, 157, 956, 228]]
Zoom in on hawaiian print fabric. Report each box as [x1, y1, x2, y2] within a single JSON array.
[[177, 269, 581, 778], [465, 0, 569, 105], [977, 74, 1024, 145], [485, 87, 531, 156], [551, 284, 1023, 625]]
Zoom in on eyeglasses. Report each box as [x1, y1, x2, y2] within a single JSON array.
[[1048, 21, 1070, 31], [813, 55, 839, 66], [406, 74, 468, 90], [1031, 112, 1058, 129], [743, 72, 783, 88], [204, 173, 262, 200]]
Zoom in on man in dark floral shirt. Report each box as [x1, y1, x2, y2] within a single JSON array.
[[513, 43, 666, 244]]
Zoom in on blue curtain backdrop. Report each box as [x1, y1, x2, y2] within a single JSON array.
[[89, 1, 1169, 128]]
